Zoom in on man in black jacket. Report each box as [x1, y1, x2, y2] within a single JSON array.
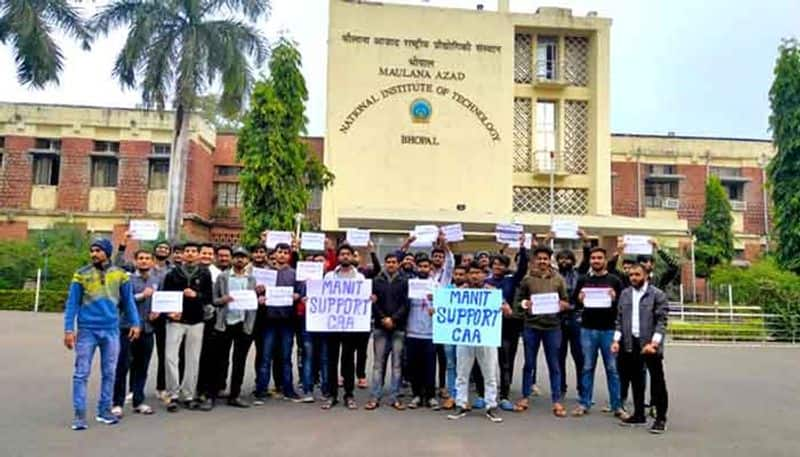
[[365, 253, 409, 410], [612, 263, 670, 434], [161, 241, 213, 412]]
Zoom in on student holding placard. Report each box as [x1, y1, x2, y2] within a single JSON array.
[[365, 253, 409, 411], [254, 243, 301, 403], [514, 246, 569, 417], [210, 247, 263, 409], [572, 247, 625, 419], [64, 238, 141, 430], [161, 242, 213, 412]]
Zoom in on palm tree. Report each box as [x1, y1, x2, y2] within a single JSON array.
[[91, 0, 269, 241], [0, 0, 92, 88]]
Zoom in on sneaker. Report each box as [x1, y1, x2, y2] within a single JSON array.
[[619, 415, 647, 427], [498, 399, 514, 412], [408, 396, 422, 409], [199, 398, 215, 411], [428, 398, 440, 411], [447, 406, 468, 420], [472, 397, 486, 410], [441, 398, 455, 410], [227, 397, 251, 408], [532, 385, 541, 397], [649, 419, 667, 434], [283, 392, 301, 401], [485, 407, 504, 423], [187, 399, 202, 410], [166, 399, 179, 413], [95, 412, 119, 425], [71, 415, 88, 431], [110, 406, 123, 418], [253, 395, 267, 406], [614, 408, 631, 420], [292, 395, 315, 404], [133, 404, 154, 415]]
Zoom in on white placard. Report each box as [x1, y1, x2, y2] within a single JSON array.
[[346, 229, 371, 247], [413, 225, 439, 244], [267, 286, 295, 307], [623, 235, 653, 255], [151, 291, 183, 313], [408, 278, 436, 300], [442, 224, 464, 242], [409, 231, 433, 249], [228, 289, 258, 310], [266, 231, 293, 249], [306, 279, 373, 332], [129, 220, 160, 241], [495, 223, 524, 244], [523, 233, 533, 250], [296, 261, 324, 281], [530, 293, 560, 315], [301, 232, 325, 251], [583, 287, 613, 308], [552, 220, 579, 240], [252, 267, 277, 288]]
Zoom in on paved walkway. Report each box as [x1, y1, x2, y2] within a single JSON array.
[[1, 311, 798, 457]]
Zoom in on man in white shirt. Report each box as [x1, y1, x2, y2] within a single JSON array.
[[612, 263, 670, 434]]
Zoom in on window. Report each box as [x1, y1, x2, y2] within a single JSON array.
[[536, 36, 558, 80], [91, 157, 118, 187], [0, 136, 5, 149], [151, 143, 171, 156], [32, 154, 60, 185], [535, 101, 557, 171], [710, 166, 742, 178], [34, 138, 61, 151], [645, 181, 679, 208], [148, 159, 169, 190], [216, 166, 241, 176], [93, 141, 120, 153], [215, 182, 242, 208], [724, 182, 745, 201], [647, 164, 677, 175]]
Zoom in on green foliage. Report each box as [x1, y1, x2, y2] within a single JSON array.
[[669, 319, 767, 342], [711, 258, 800, 340], [0, 0, 92, 88], [694, 175, 734, 277], [0, 290, 68, 312], [196, 93, 243, 133], [237, 38, 334, 245], [768, 38, 800, 273]]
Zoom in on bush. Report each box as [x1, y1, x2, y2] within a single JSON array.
[[669, 319, 767, 342], [0, 290, 68, 312], [711, 258, 800, 340]]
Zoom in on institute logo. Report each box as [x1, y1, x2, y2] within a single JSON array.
[[410, 98, 432, 123]]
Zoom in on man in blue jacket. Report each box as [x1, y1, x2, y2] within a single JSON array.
[[63, 238, 140, 431]]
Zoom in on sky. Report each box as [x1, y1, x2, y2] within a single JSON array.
[[0, 0, 797, 139]]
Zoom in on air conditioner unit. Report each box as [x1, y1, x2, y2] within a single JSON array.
[[731, 200, 747, 211], [662, 198, 680, 209]]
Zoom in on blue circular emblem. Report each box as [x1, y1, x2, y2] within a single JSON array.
[[410, 98, 432, 123]]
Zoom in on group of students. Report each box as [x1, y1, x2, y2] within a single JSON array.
[[63, 228, 674, 435]]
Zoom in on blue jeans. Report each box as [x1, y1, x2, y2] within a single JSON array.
[[73, 328, 120, 416], [299, 321, 318, 396], [444, 344, 457, 398], [257, 322, 296, 397], [521, 327, 562, 403], [579, 328, 622, 410], [370, 328, 404, 402]]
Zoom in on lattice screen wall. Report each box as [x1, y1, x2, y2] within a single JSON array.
[[512, 186, 589, 214], [513, 98, 532, 172], [564, 36, 589, 86], [514, 33, 532, 84], [563, 100, 589, 174]]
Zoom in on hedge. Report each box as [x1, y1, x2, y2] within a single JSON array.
[[0, 290, 67, 312], [669, 319, 768, 342]]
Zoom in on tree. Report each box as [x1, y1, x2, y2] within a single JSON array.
[[768, 38, 800, 273], [694, 175, 735, 277], [197, 93, 243, 133], [0, 0, 91, 88], [237, 38, 334, 245], [90, 0, 269, 241]]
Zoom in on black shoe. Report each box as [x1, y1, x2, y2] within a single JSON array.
[[227, 397, 251, 408], [187, 399, 202, 410], [447, 406, 468, 420], [619, 415, 647, 427], [199, 399, 215, 411], [166, 400, 179, 413], [649, 419, 667, 434], [485, 408, 503, 423]]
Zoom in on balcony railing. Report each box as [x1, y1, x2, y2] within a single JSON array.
[[645, 196, 680, 209], [534, 60, 568, 87], [730, 200, 747, 212]]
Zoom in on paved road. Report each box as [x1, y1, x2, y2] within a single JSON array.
[[1, 311, 798, 457]]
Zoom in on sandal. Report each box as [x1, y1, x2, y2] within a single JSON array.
[[364, 400, 379, 411], [391, 401, 406, 411], [513, 398, 529, 412], [346, 398, 358, 410], [321, 399, 338, 410], [553, 403, 567, 418], [571, 405, 588, 417], [134, 404, 154, 415]]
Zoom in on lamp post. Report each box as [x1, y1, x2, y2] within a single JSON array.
[[549, 150, 555, 251]]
